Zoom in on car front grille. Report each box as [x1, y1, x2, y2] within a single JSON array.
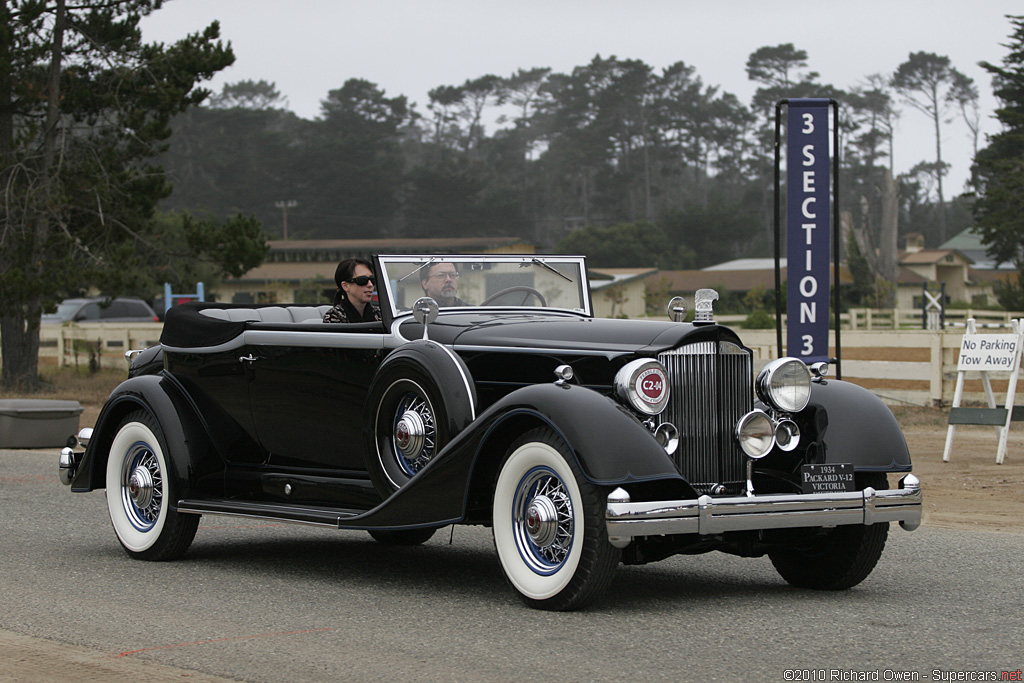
[[658, 341, 752, 492]]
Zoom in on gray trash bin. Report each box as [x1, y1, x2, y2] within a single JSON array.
[[0, 399, 84, 448]]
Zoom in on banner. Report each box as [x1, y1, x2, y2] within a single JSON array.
[[786, 100, 831, 363]]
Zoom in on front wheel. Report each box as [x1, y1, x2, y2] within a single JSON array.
[[768, 473, 889, 590], [492, 428, 619, 610], [105, 411, 199, 561]]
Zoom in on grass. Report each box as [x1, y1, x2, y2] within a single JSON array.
[[0, 366, 127, 425]]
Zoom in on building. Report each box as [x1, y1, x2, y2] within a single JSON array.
[[898, 232, 1014, 309], [588, 268, 658, 318]]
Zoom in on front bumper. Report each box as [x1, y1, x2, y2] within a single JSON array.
[[605, 473, 921, 548]]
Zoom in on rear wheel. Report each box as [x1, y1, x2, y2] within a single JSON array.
[[105, 410, 199, 561], [492, 428, 619, 611], [768, 473, 889, 590]]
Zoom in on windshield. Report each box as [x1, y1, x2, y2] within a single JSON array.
[[378, 255, 590, 317]]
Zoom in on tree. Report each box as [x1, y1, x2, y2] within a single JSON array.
[[891, 51, 973, 242], [309, 79, 411, 236], [555, 221, 690, 270], [844, 79, 900, 293], [0, 1, 265, 390], [974, 15, 1024, 308], [746, 43, 826, 116], [209, 79, 287, 110]]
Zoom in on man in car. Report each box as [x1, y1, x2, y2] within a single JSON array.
[[420, 261, 469, 307]]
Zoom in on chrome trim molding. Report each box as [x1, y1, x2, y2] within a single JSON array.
[[605, 474, 922, 548], [433, 341, 477, 420], [244, 329, 387, 350]]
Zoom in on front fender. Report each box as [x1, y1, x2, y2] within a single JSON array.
[[351, 382, 685, 529], [808, 378, 912, 471], [481, 383, 683, 486], [70, 373, 223, 500]]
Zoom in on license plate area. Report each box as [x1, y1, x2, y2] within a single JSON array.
[[800, 463, 856, 494]]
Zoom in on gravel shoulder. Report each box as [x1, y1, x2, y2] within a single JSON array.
[[890, 405, 1024, 534]]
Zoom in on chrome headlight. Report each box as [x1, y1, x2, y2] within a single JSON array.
[[614, 359, 670, 416], [736, 409, 774, 458], [755, 358, 811, 413]]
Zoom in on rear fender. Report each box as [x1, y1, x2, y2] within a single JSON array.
[[70, 374, 223, 500]]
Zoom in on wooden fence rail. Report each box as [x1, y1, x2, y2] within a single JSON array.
[[740, 328, 986, 407], [37, 323, 163, 370]]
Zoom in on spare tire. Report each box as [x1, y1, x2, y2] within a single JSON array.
[[365, 341, 476, 497]]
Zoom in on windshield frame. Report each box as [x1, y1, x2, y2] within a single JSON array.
[[376, 254, 592, 318]]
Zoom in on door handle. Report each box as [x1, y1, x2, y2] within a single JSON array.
[[238, 354, 258, 363]]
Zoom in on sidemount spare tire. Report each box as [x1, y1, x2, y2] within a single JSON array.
[[364, 341, 476, 498]]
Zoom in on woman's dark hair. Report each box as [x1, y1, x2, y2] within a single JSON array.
[[333, 257, 373, 305]]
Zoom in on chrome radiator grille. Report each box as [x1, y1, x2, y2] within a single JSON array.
[[658, 341, 752, 490]]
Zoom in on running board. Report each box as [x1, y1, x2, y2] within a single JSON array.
[[176, 499, 363, 528]]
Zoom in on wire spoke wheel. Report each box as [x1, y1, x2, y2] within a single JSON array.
[[105, 411, 198, 561], [493, 427, 619, 610]]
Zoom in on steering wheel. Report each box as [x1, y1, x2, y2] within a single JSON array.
[[481, 286, 547, 307]]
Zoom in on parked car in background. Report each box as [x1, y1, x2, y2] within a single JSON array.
[[42, 297, 159, 324], [58, 254, 922, 610]]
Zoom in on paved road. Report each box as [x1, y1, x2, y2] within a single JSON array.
[[2, 447, 1022, 682]]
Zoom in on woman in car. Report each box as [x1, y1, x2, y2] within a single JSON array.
[[323, 258, 382, 323]]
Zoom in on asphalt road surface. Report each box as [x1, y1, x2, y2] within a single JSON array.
[[2, 447, 1022, 683]]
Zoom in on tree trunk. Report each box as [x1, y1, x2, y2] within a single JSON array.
[[0, 312, 42, 389], [878, 167, 899, 285], [931, 99, 948, 242], [0, 0, 65, 390]]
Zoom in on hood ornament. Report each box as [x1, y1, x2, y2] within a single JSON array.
[[694, 289, 719, 324]]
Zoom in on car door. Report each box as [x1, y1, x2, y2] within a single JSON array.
[[246, 323, 385, 472]]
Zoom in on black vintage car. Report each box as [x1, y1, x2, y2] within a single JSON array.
[[59, 254, 921, 610]]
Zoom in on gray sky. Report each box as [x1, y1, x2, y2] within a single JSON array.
[[140, 0, 1022, 196]]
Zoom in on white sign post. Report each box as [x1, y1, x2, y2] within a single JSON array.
[[942, 318, 1024, 464]]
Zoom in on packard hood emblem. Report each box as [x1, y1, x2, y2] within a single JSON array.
[[694, 288, 719, 323]]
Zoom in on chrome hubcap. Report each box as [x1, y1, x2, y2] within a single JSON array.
[[128, 465, 155, 509], [525, 495, 559, 547], [389, 387, 436, 476], [394, 409, 426, 459]]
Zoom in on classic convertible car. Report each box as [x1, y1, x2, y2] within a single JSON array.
[[59, 254, 921, 610]]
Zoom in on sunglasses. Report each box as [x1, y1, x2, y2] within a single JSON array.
[[345, 276, 375, 286]]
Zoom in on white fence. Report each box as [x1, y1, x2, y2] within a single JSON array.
[[22, 319, 1020, 408], [715, 308, 1024, 331], [37, 323, 163, 369], [740, 328, 989, 407]]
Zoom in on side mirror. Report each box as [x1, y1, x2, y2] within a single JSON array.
[[666, 296, 687, 323], [412, 297, 439, 340]]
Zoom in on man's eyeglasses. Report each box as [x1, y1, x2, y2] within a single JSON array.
[[428, 272, 459, 282], [345, 276, 375, 286]]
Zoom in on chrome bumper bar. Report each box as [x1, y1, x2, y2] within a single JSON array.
[[605, 474, 921, 548]]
